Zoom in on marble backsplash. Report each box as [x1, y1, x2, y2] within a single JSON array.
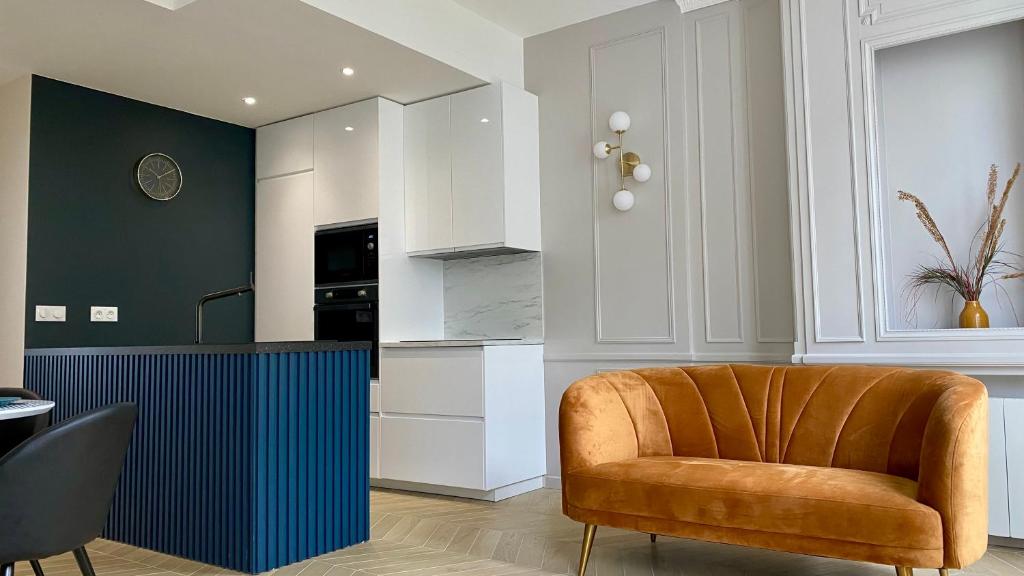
[[443, 252, 544, 340]]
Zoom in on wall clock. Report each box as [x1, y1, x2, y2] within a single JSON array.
[[135, 152, 182, 201]]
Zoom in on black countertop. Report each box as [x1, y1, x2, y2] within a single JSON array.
[[25, 341, 371, 356]]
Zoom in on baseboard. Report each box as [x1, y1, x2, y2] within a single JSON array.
[[544, 475, 561, 489], [370, 476, 544, 502], [990, 535, 1024, 549]]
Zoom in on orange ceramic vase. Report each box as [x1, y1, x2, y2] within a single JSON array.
[[959, 301, 989, 329]]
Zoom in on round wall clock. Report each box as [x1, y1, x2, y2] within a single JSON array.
[[135, 153, 182, 201]]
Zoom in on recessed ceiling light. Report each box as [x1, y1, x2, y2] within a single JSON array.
[[480, 118, 489, 123], [242, 97, 257, 105], [345, 126, 354, 132], [341, 67, 355, 76]]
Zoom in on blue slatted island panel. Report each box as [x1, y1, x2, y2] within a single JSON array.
[[24, 342, 371, 574]]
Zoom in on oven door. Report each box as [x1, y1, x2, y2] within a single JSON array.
[[314, 301, 378, 378], [315, 227, 377, 286]]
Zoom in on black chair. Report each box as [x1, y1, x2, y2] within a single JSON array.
[[0, 388, 50, 457], [0, 403, 138, 576]]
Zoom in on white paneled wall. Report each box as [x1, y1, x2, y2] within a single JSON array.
[[525, 0, 793, 481], [780, 0, 1024, 538]]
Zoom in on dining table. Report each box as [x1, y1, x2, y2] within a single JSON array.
[[0, 399, 55, 421]]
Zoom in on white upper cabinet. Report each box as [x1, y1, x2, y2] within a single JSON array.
[[255, 172, 315, 342], [314, 99, 380, 226], [256, 115, 314, 180], [404, 96, 453, 253], [405, 83, 541, 257], [451, 84, 505, 249]]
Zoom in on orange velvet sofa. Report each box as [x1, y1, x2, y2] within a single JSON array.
[[559, 365, 988, 576]]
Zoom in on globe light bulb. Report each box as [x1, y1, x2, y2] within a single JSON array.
[[613, 189, 635, 212], [609, 111, 631, 133], [593, 141, 610, 159], [632, 163, 651, 183]]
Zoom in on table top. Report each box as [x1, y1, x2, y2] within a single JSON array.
[[0, 399, 55, 421]]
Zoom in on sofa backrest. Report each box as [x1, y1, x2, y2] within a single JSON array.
[[568, 364, 983, 480]]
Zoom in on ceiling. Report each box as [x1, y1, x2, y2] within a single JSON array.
[[0, 0, 482, 127], [452, 0, 661, 37]]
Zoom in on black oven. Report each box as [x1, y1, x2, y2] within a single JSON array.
[[315, 224, 378, 287], [315, 284, 378, 378]]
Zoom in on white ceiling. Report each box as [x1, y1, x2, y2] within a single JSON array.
[[452, 0, 661, 38], [0, 0, 483, 127]]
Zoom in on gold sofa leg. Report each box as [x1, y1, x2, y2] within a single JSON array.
[[578, 524, 596, 576], [938, 570, 948, 576], [650, 533, 657, 543], [895, 568, 914, 576]]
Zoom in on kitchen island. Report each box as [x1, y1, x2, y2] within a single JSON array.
[[24, 341, 371, 574]]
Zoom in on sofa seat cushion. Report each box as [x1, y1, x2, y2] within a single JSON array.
[[564, 456, 942, 551]]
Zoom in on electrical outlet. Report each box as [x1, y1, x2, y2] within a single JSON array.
[[90, 306, 118, 322], [35, 305, 67, 322]]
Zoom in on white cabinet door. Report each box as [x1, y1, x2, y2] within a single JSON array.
[[404, 97, 453, 253], [314, 99, 379, 226], [990, 398, 1011, 537], [370, 413, 381, 479], [451, 84, 504, 249], [255, 172, 314, 341], [380, 415, 485, 489], [256, 116, 314, 180], [1005, 398, 1024, 538]]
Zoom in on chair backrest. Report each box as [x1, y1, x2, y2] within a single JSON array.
[[560, 364, 986, 480], [0, 387, 49, 456], [0, 403, 137, 563]]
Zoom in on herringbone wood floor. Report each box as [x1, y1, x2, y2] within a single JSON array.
[[16, 488, 1024, 576]]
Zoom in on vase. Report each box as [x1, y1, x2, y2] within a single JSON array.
[[959, 301, 989, 329]]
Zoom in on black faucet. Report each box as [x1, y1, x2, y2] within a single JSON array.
[[195, 282, 254, 344]]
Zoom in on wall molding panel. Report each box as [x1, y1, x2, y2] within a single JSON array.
[[796, 0, 867, 343], [857, 0, 985, 26], [694, 12, 746, 344], [859, 7, 1024, 342], [590, 27, 677, 344], [782, 0, 1024, 367]]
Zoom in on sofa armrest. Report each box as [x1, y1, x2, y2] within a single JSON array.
[[916, 377, 988, 569], [559, 376, 640, 478]]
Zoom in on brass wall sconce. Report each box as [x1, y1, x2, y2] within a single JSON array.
[[593, 111, 651, 211]]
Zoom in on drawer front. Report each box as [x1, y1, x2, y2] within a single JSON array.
[[380, 348, 483, 417], [380, 416, 484, 490], [370, 380, 380, 413], [370, 413, 381, 480]]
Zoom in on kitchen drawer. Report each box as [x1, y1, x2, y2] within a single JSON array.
[[370, 380, 380, 413], [370, 413, 380, 479], [380, 348, 483, 417], [380, 415, 484, 490]]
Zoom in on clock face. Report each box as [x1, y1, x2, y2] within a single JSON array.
[[136, 153, 182, 201]]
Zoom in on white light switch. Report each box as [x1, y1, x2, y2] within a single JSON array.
[[35, 305, 67, 322], [91, 306, 118, 322]]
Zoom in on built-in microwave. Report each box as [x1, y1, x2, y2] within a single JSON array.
[[314, 224, 378, 287]]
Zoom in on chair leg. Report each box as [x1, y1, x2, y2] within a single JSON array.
[[72, 548, 96, 576], [578, 524, 597, 576], [895, 567, 914, 576], [1, 563, 13, 576], [30, 560, 45, 576]]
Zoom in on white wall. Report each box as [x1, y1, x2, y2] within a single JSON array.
[[0, 76, 31, 387], [877, 20, 1024, 330], [525, 0, 792, 481]]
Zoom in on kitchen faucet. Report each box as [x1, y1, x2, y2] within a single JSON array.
[[195, 279, 254, 344]]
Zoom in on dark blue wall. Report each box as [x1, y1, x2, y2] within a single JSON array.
[[26, 76, 255, 347]]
